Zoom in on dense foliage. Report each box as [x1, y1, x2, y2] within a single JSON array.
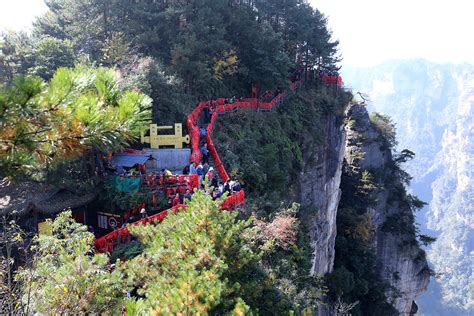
[[1, 0, 340, 123], [123, 190, 258, 313], [17, 211, 124, 314], [0, 32, 75, 82], [3, 192, 322, 313], [214, 84, 351, 207]]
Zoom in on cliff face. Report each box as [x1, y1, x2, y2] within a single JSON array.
[[344, 60, 473, 314], [297, 113, 346, 276], [344, 103, 430, 314]]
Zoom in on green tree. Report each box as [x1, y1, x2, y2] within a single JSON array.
[[123, 190, 259, 314], [0, 33, 75, 82], [254, 0, 339, 72], [0, 215, 31, 315], [100, 31, 134, 67], [0, 66, 152, 178], [33, 0, 126, 61], [31, 0, 341, 96], [25, 35, 76, 80], [369, 112, 397, 149], [18, 211, 125, 314], [0, 31, 32, 84]]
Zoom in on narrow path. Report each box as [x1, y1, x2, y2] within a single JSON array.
[[94, 73, 311, 253]]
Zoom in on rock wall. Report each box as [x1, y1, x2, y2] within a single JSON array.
[[292, 100, 430, 314], [344, 61, 474, 313], [345, 103, 430, 315], [297, 113, 346, 276]]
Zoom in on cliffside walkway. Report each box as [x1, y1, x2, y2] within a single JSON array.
[[94, 72, 341, 253]]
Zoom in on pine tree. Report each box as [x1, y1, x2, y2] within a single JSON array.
[[17, 211, 125, 314], [123, 190, 259, 313], [0, 67, 152, 178]]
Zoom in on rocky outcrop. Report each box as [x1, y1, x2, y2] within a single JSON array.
[[345, 61, 474, 313], [292, 100, 430, 314], [297, 113, 346, 276], [344, 103, 430, 315]]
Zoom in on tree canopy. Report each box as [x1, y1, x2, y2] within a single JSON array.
[[17, 211, 125, 314], [3, 0, 339, 94], [123, 190, 258, 313]]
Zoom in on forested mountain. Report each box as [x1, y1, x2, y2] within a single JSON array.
[[1, 1, 431, 314], [1, 0, 338, 94], [344, 60, 474, 315]]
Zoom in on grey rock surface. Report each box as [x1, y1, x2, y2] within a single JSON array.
[[297, 113, 346, 276], [345, 103, 430, 315], [345, 60, 474, 314]]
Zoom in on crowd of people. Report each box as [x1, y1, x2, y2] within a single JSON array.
[[108, 98, 245, 224], [181, 158, 242, 202]]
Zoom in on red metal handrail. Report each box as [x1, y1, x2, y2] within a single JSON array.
[[94, 68, 342, 253]]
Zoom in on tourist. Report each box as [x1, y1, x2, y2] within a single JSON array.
[[189, 162, 197, 175], [232, 179, 241, 192], [200, 126, 207, 139], [206, 166, 214, 181], [172, 193, 181, 206], [211, 187, 218, 200], [162, 168, 172, 177], [183, 189, 192, 203], [203, 162, 209, 176], [140, 207, 148, 219], [218, 181, 224, 194], [224, 180, 231, 195], [229, 179, 236, 193], [200, 143, 209, 163], [211, 176, 218, 188], [212, 187, 222, 200], [196, 163, 204, 187], [182, 164, 190, 175]]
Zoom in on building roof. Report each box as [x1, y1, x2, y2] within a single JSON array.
[[0, 178, 97, 217], [111, 153, 152, 168], [33, 188, 97, 214]]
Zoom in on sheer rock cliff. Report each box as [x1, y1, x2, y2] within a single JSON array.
[[344, 103, 430, 315], [345, 60, 474, 314], [296, 113, 346, 276]]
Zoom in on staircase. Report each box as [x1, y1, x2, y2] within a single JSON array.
[[94, 68, 313, 253]]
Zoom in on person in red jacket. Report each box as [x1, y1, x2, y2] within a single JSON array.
[[172, 193, 181, 206], [206, 166, 214, 181]]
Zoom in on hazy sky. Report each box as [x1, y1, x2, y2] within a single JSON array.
[[0, 0, 47, 32], [1, 0, 473, 67], [311, 0, 474, 67]]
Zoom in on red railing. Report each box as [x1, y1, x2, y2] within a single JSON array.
[[95, 204, 186, 253], [161, 174, 199, 198], [94, 69, 339, 253], [322, 75, 342, 87]]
